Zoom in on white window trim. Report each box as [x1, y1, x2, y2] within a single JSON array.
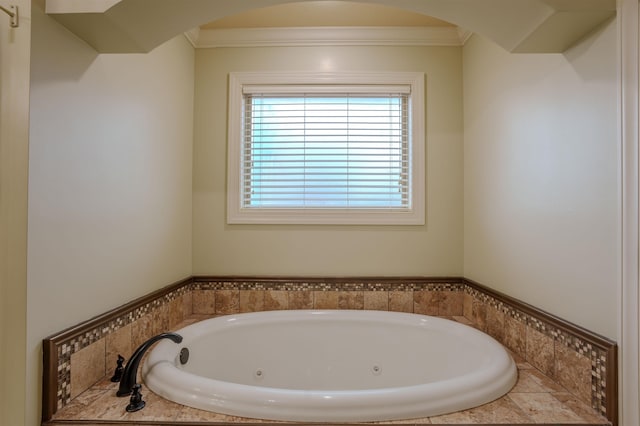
[[227, 71, 425, 225]]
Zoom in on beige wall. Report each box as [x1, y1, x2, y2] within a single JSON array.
[[193, 46, 464, 276], [463, 20, 619, 338], [0, 0, 30, 425], [26, 6, 194, 425]]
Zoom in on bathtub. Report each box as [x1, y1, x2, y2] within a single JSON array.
[[142, 310, 517, 422]]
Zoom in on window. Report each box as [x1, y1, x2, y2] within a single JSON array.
[[227, 72, 425, 225]]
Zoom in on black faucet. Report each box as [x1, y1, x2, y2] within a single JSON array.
[[116, 332, 183, 397], [110, 355, 125, 382]]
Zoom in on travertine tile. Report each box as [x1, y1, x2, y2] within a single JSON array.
[[264, 290, 288, 310], [463, 293, 474, 321], [104, 323, 132, 376], [438, 291, 463, 316], [470, 298, 487, 331], [508, 392, 584, 423], [451, 315, 473, 326], [223, 414, 273, 423], [215, 290, 239, 314], [192, 289, 216, 315], [413, 290, 439, 315], [555, 341, 592, 404], [131, 313, 154, 348], [176, 405, 277, 423], [314, 291, 339, 309], [52, 389, 110, 420], [152, 304, 169, 334], [503, 315, 526, 358], [90, 386, 180, 422], [374, 417, 431, 424], [174, 316, 206, 329], [182, 291, 193, 316], [70, 338, 106, 399], [364, 291, 388, 310], [515, 366, 565, 393], [506, 349, 532, 370], [464, 395, 533, 424], [525, 326, 555, 377], [429, 409, 474, 424], [169, 297, 185, 329], [511, 369, 551, 393], [552, 392, 608, 423], [288, 291, 313, 309], [180, 409, 265, 423], [51, 422, 116, 426], [84, 388, 124, 420], [429, 397, 533, 424], [485, 305, 505, 342], [389, 291, 413, 312], [339, 291, 364, 309], [239, 290, 265, 313], [91, 375, 119, 390], [176, 405, 235, 422]]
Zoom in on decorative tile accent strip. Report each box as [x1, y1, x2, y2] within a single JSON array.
[[45, 281, 193, 414], [462, 281, 615, 422], [192, 278, 464, 292]]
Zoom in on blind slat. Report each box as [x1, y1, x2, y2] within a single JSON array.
[[243, 85, 411, 95]]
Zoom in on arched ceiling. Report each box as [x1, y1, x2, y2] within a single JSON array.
[[200, 2, 455, 29], [44, 0, 616, 53]]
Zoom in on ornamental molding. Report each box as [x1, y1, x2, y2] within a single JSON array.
[[185, 26, 471, 49]]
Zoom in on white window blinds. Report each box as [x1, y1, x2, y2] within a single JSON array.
[[242, 92, 410, 209], [227, 72, 425, 225]]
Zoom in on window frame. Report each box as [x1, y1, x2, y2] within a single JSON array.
[[227, 71, 425, 225]]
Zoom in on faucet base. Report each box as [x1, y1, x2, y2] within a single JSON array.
[[125, 384, 146, 412], [126, 400, 145, 412]]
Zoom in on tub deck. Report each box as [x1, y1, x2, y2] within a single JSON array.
[[45, 315, 610, 426]]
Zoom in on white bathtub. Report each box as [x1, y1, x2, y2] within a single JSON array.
[[142, 310, 517, 422]]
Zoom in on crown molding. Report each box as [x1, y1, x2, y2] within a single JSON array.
[[457, 28, 473, 45], [183, 26, 199, 48], [188, 26, 471, 49]]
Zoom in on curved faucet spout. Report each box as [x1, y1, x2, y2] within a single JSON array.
[[117, 332, 183, 397]]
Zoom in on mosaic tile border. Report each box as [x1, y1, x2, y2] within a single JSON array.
[[53, 284, 191, 410], [42, 276, 617, 426], [462, 280, 616, 424], [192, 277, 464, 292], [43, 278, 193, 421], [465, 285, 607, 416]]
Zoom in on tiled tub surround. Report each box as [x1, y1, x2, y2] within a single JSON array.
[[42, 276, 617, 426]]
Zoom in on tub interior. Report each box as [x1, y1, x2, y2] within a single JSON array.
[[180, 316, 496, 390]]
